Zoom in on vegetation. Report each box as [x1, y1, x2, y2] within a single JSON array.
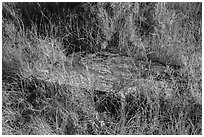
[[2, 2, 202, 135]]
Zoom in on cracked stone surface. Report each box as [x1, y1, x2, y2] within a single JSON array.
[[36, 52, 181, 101]]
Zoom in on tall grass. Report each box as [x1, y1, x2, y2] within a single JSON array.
[[2, 2, 202, 135]]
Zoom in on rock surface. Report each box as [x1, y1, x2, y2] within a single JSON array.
[[36, 52, 179, 101]]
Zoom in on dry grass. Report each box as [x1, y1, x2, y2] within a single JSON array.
[[2, 2, 202, 135]]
